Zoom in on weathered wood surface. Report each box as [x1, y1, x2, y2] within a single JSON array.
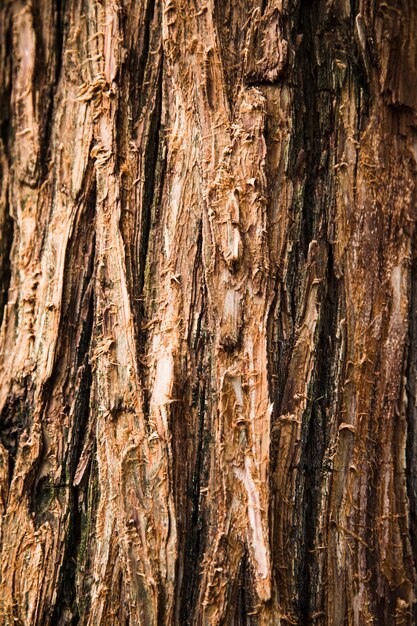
[[0, 1, 416, 624]]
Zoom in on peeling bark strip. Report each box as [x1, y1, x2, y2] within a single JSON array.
[[0, 0, 416, 624]]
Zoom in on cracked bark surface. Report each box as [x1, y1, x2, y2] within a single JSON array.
[[0, 0, 416, 624]]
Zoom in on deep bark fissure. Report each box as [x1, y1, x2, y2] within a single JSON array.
[[229, 552, 256, 626], [126, 0, 156, 127], [406, 224, 417, 583], [270, 2, 327, 615], [0, 6, 13, 330], [75, 449, 100, 622], [31, 0, 64, 181], [302, 246, 340, 621], [295, 5, 340, 614], [137, 111, 166, 430], [0, 197, 13, 330], [0, 5, 12, 163], [0, 377, 33, 481], [137, 69, 163, 300], [35, 177, 96, 622], [179, 226, 210, 624]]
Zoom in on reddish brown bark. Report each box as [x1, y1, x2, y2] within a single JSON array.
[[0, 1, 416, 624]]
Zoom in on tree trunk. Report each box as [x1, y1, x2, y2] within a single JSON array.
[[0, 0, 416, 624]]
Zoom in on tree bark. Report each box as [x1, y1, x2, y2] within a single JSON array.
[[0, 0, 416, 624]]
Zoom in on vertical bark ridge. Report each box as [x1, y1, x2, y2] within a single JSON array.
[[326, 2, 417, 621]]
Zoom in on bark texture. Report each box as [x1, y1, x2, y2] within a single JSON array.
[[0, 0, 417, 624]]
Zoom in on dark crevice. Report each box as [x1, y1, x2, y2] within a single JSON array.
[[0, 196, 13, 329], [178, 227, 211, 625], [125, 0, 156, 126], [217, 552, 257, 626], [132, 72, 165, 429], [36, 178, 96, 624], [116, 0, 158, 174], [137, 68, 163, 299], [231, 553, 256, 626], [269, 0, 317, 416], [406, 223, 417, 620], [119, 37, 164, 422], [121, 73, 166, 434], [0, 5, 13, 328], [0, 377, 34, 482], [295, 2, 339, 619], [31, 0, 66, 182], [31, 0, 46, 181], [40, 0, 66, 180], [54, 0, 65, 90], [49, 366, 92, 626], [276, 0, 321, 343], [179, 379, 208, 623], [300, 246, 339, 621], [296, 0, 320, 262], [186, 223, 203, 350], [0, 5, 12, 164], [270, 0, 344, 618], [269, 0, 322, 430], [75, 448, 100, 623]]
